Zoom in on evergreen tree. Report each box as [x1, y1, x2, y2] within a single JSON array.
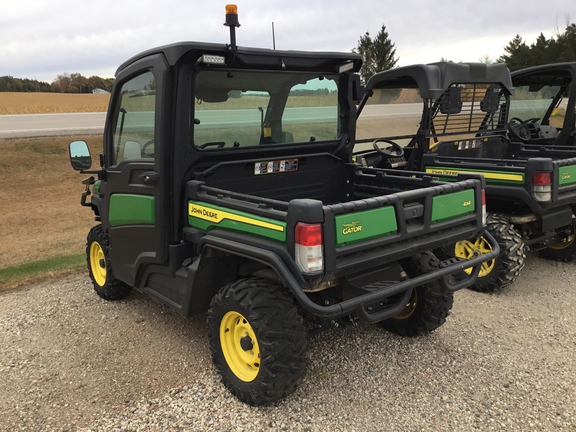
[[558, 23, 576, 61], [498, 35, 531, 71], [355, 24, 399, 83]]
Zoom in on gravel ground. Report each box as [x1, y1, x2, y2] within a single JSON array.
[[1, 252, 575, 431]]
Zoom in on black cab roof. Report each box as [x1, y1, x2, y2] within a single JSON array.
[[116, 41, 362, 76], [364, 62, 514, 99]]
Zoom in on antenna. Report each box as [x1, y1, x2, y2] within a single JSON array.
[[272, 22, 276, 50]]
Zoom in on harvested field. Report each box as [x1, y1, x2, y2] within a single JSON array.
[[0, 92, 110, 114]]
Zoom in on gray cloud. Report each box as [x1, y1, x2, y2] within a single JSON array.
[[1, 0, 573, 82]]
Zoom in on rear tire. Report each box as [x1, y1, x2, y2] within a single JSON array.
[[379, 252, 454, 337], [538, 219, 576, 262], [207, 278, 308, 406], [458, 214, 525, 293], [86, 225, 132, 300]]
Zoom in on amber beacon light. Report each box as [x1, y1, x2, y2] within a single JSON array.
[[224, 4, 240, 51]]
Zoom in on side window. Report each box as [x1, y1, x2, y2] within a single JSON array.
[[509, 84, 562, 127], [111, 71, 156, 165]]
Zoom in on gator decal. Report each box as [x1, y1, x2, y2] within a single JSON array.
[[335, 206, 397, 247], [188, 201, 286, 242], [109, 194, 155, 227], [558, 165, 576, 186], [431, 189, 475, 223], [425, 167, 524, 185]]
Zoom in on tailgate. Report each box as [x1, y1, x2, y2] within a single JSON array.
[[554, 157, 576, 203], [422, 152, 576, 211], [322, 166, 485, 277]]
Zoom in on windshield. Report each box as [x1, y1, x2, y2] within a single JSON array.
[[193, 70, 340, 149], [509, 84, 563, 127]]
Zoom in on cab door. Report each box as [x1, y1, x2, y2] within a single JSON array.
[[100, 54, 170, 286]]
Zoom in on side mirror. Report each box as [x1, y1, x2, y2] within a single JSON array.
[[439, 87, 463, 115], [69, 140, 92, 171], [480, 87, 500, 113]]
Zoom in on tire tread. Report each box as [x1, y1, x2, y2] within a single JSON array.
[[207, 278, 308, 406]]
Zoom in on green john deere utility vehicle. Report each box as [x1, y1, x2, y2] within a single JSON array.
[[355, 61, 576, 293], [69, 6, 498, 405]]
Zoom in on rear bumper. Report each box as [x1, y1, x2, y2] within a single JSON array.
[[199, 231, 499, 323]]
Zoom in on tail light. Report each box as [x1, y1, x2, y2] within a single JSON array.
[[532, 172, 552, 202], [295, 222, 323, 273], [481, 189, 487, 226]]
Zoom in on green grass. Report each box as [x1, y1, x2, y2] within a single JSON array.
[[0, 254, 85, 285]]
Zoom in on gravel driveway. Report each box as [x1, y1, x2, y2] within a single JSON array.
[[1, 252, 575, 431]]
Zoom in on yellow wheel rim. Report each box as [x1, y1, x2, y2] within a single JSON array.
[[393, 291, 418, 320], [454, 236, 495, 278], [220, 311, 260, 382], [549, 221, 576, 250], [89, 241, 107, 287]]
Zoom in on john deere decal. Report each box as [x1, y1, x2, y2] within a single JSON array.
[[188, 201, 287, 242]]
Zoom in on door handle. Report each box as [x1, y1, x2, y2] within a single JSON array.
[[138, 171, 159, 184]]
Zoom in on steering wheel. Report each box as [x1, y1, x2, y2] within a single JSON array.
[[141, 139, 155, 157], [373, 139, 405, 158], [508, 117, 539, 141]]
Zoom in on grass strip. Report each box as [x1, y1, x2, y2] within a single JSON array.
[[0, 254, 85, 286]]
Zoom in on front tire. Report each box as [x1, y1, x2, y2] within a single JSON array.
[[379, 252, 454, 337], [207, 278, 308, 406], [456, 214, 525, 293], [86, 225, 132, 300]]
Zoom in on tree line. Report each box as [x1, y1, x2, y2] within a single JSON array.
[[355, 20, 576, 79], [0, 73, 114, 93], [498, 23, 576, 71]]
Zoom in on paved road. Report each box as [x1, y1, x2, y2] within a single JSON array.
[[0, 104, 423, 139], [0, 112, 106, 139]]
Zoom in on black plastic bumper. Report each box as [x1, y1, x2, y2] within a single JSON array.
[[199, 231, 499, 323]]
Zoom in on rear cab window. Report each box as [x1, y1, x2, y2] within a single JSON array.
[[193, 70, 340, 150]]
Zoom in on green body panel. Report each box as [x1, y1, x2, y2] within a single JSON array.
[[425, 166, 525, 185], [431, 189, 475, 223], [188, 201, 287, 242], [558, 164, 576, 186], [93, 180, 101, 195], [335, 206, 397, 247], [109, 194, 155, 227]]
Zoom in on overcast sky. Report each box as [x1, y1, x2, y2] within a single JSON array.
[[1, 0, 574, 83]]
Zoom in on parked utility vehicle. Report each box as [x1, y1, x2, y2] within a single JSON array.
[[69, 7, 497, 405], [355, 61, 576, 293], [508, 62, 575, 148]]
